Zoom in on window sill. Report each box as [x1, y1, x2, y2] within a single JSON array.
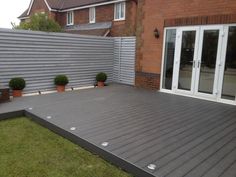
[[113, 19, 126, 22], [66, 24, 74, 26]]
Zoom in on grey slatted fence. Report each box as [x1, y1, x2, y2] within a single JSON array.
[[113, 37, 136, 85], [0, 29, 136, 93]]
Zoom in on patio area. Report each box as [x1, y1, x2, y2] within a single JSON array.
[[0, 84, 236, 177]]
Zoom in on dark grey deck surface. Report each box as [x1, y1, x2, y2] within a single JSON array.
[[0, 84, 236, 177]]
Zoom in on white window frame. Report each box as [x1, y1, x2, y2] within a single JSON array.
[[89, 7, 96, 23], [114, 2, 126, 21], [67, 11, 74, 26]]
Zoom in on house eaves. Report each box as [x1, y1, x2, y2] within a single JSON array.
[[58, 0, 127, 12], [19, 0, 127, 20]]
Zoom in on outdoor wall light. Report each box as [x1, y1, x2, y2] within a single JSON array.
[[154, 28, 160, 38]]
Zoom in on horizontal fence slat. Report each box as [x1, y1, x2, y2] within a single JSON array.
[[0, 29, 136, 93]]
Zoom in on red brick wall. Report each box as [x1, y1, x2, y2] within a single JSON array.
[[23, 1, 137, 37], [111, 1, 137, 36], [29, 0, 56, 20], [57, 1, 137, 36], [29, 0, 49, 15], [96, 4, 114, 22], [136, 0, 236, 90]]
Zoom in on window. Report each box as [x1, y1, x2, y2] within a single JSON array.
[[89, 7, 96, 23], [162, 29, 177, 90], [221, 26, 236, 101], [114, 2, 125, 21], [67, 11, 74, 25]]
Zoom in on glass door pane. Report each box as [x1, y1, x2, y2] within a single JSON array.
[[178, 31, 196, 91], [162, 29, 176, 90], [221, 27, 236, 100], [198, 30, 219, 94]]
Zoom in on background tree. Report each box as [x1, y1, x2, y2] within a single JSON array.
[[14, 14, 62, 32]]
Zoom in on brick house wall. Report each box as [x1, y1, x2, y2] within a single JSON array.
[[26, 0, 137, 37], [111, 1, 137, 36], [56, 1, 137, 37], [29, 0, 56, 20], [135, 0, 236, 89]]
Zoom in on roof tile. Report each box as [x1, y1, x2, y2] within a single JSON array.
[[19, 0, 113, 18], [48, 0, 110, 10]]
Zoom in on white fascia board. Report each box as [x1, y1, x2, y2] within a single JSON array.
[[27, 0, 34, 15], [59, 0, 126, 12], [27, 0, 55, 16], [18, 16, 30, 20], [44, 0, 52, 11], [43, 0, 57, 11]]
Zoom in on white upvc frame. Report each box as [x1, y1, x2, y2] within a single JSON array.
[[160, 27, 176, 93], [217, 25, 236, 105], [194, 25, 224, 100], [114, 2, 126, 21], [173, 26, 200, 96], [160, 24, 236, 105], [66, 11, 74, 26], [89, 7, 96, 23]]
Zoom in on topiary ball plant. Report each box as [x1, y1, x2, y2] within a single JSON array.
[[9, 77, 26, 90], [96, 72, 107, 87], [96, 72, 107, 82], [54, 75, 69, 86]]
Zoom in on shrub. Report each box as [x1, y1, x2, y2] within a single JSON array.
[[9, 78, 26, 90], [54, 75, 69, 86], [96, 72, 107, 82], [14, 14, 62, 32]]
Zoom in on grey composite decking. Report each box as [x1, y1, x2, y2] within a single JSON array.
[[0, 84, 235, 177]]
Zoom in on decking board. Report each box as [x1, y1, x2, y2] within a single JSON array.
[[0, 84, 235, 177]]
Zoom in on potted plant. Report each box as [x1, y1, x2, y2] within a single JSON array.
[[54, 75, 69, 92], [9, 77, 26, 97], [96, 72, 107, 87]]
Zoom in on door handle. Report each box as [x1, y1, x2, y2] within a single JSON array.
[[198, 61, 201, 68]]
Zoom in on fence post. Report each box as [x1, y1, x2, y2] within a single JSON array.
[[118, 37, 122, 82]]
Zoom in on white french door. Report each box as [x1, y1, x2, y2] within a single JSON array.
[[173, 27, 200, 95], [195, 26, 224, 99], [173, 26, 224, 100], [162, 25, 236, 104]]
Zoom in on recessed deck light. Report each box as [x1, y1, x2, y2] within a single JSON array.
[[147, 164, 157, 170], [101, 142, 109, 147], [70, 127, 76, 131], [46, 116, 52, 119], [28, 107, 33, 110]]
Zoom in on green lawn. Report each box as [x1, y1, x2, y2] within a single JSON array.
[[0, 117, 132, 177]]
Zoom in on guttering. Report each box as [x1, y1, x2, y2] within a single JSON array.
[[59, 0, 126, 12], [21, 0, 127, 20]]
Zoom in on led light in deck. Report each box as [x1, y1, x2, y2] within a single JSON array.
[[147, 164, 156, 170], [70, 127, 76, 131], [101, 142, 109, 147], [28, 107, 33, 110], [46, 116, 52, 119]]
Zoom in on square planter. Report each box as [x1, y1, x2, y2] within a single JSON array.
[[0, 88, 10, 103]]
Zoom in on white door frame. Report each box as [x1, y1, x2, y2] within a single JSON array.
[[173, 26, 200, 96], [160, 24, 236, 105], [217, 25, 236, 105], [194, 25, 224, 100]]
